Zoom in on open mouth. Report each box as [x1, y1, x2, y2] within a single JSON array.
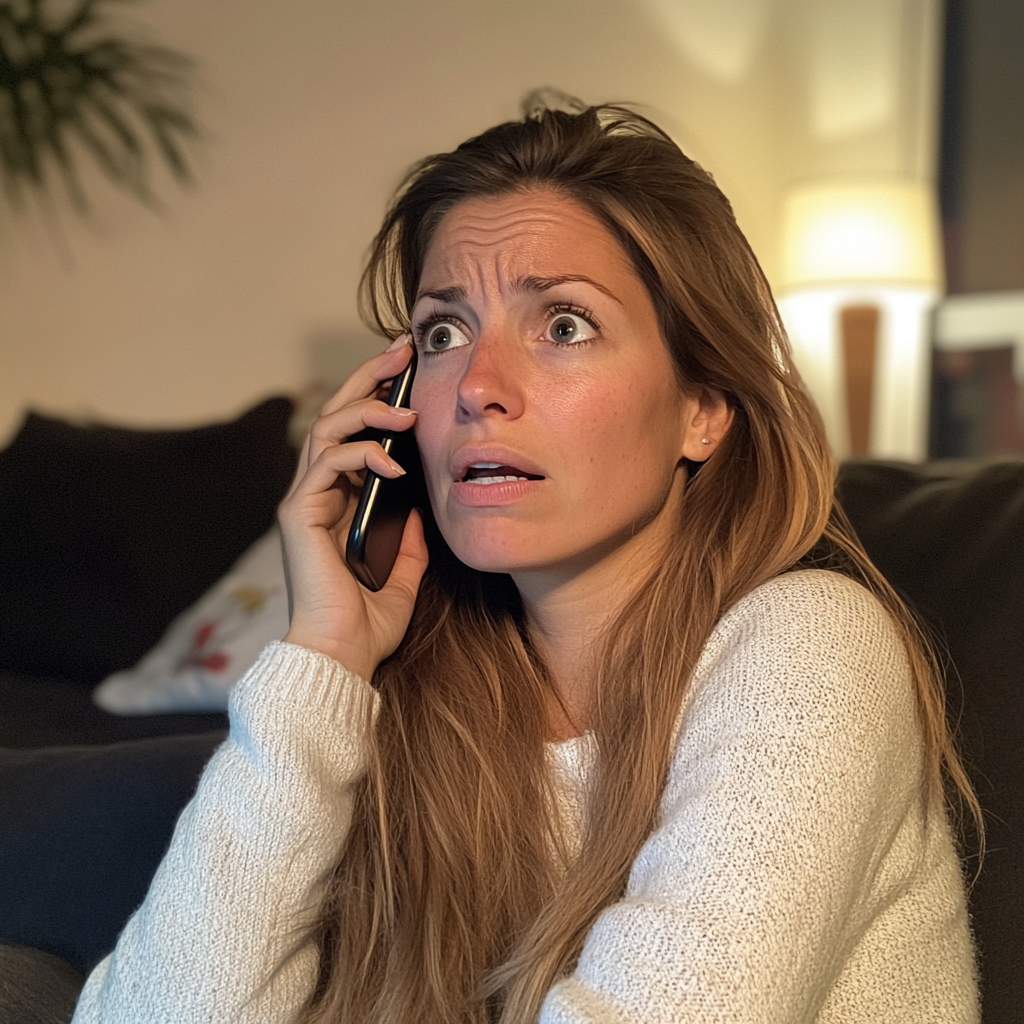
[[462, 462, 544, 485]]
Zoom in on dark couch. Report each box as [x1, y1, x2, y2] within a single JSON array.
[[0, 405, 1020, 1022], [0, 397, 297, 1021]]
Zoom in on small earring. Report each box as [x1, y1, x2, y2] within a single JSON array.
[[700, 437, 712, 446]]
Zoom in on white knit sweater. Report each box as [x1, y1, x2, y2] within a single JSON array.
[[71, 570, 979, 1023]]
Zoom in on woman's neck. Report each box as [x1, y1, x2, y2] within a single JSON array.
[[514, 507, 676, 741]]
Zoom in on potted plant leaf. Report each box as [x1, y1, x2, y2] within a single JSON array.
[[0, 0, 198, 213]]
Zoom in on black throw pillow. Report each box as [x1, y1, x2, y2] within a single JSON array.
[[0, 398, 296, 681], [0, 731, 225, 973], [838, 459, 1024, 1024], [0, 941, 84, 1024]]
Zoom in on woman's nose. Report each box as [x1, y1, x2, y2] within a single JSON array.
[[455, 328, 524, 422]]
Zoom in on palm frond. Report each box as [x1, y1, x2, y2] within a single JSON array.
[[0, 0, 199, 213]]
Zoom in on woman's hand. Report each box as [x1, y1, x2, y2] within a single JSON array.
[[278, 337, 429, 681]]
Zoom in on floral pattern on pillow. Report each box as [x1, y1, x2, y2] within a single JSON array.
[[93, 529, 290, 715]]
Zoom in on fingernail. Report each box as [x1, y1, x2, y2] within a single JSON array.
[[389, 460, 407, 476], [392, 407, 417, 417], [386, 334, 410, 352]]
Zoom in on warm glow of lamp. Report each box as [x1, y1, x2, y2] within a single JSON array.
[[777, 178, 942, 461], [780, 180, 942, 291]]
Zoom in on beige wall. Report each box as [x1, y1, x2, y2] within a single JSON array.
[[953, 0, 1024, 292], [0, 0, 939, 443]]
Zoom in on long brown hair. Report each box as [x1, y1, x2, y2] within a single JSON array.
[[295, 99, 980, 1024]]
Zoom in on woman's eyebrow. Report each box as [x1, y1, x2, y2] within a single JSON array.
[[415, 285, 467, 304], [414, 276, 624, 306], [513, 274, 623, 304]]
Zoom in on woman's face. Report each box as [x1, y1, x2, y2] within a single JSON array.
[[410, 188, 707, 580]]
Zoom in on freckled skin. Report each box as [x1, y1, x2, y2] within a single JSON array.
[[410, 189, 705, 589]]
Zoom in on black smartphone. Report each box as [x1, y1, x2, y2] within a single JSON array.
[[345, 348, 428, 591]]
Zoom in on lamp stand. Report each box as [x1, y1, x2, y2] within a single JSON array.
[[840, 304, 879, 456]]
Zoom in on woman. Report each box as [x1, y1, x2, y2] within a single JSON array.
[[73, 98, 979, 1023]]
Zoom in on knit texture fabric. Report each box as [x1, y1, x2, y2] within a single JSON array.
[[72, 570, 978, 1023]]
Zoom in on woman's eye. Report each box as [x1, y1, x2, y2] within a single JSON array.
[[421, 321, 470, 353], [546, 313, 596, 345]]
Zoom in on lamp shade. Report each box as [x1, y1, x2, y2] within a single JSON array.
[[779, 179, 942, 291]]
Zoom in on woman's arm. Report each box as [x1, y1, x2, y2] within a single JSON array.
[[540, 571, 977, 1024], [72, 641, 378, 1024], [72, 340, 428, 1023]]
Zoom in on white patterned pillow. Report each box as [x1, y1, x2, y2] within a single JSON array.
[[93, 527, 289, 714]]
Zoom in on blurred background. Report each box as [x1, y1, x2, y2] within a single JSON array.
[[0, 0, 1021, 461]]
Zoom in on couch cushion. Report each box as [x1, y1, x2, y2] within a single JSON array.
[[838, 459, 1024, 1024], [0, 398, 296, 681], [0, 732, 225, 973], [0, 667, 227, 748]]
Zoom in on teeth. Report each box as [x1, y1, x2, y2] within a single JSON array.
[[467, 475, 528, 485], [470, 462, 502, 468]]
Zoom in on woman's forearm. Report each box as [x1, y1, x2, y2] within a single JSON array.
[[72, 641, 378, 1024]]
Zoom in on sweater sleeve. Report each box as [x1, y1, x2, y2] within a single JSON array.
[[71, 640, 378, 1024], [540, 570, 976, 1024]]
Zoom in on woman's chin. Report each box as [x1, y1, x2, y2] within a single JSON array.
[[450, 544, 535, 576], [442, 526, 557, 577]]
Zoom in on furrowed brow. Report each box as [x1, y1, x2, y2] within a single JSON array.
[[513, 275, 623, 305], [414, 285, 467, 304]]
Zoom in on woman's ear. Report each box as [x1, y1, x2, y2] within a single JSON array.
[[679, 388, 734, 462]]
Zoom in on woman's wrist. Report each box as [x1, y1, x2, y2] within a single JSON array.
[[281, 629, 378, 683]]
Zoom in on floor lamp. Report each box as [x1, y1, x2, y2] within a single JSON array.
[[776, 179, 942, 461]]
